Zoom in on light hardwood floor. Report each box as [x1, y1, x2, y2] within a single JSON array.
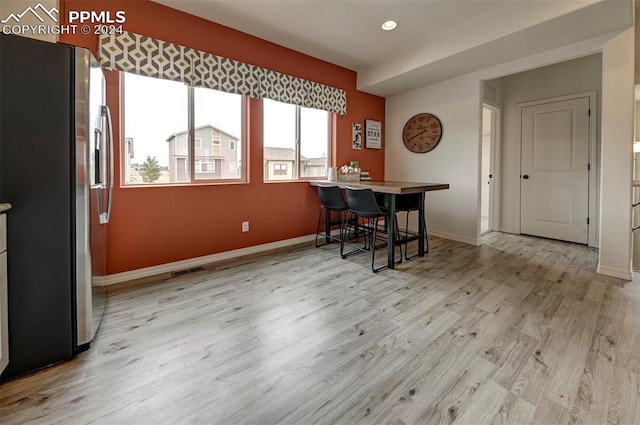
[[1, 232, 639, 425]]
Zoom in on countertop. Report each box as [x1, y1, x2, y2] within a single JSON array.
[[309, 180, 449, 194], [0, 203, 12, 212]]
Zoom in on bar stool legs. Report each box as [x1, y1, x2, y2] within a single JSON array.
[[395, 193, 429, 261], [314, 185, 349, 248], [403, 212, 429, 260], [315, 206, 346, 247]]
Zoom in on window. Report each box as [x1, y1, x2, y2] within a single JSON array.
[[274, 163, 288, 175], [212, 139, 221, 156], [229, 140, 236, 151], [229, 162, 236, 173], [263, 99, 330, 181], [195, 160, 215, 173], [124, 73, 244, 185]]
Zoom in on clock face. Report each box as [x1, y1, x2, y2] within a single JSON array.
[[402, 113, 443, 153]]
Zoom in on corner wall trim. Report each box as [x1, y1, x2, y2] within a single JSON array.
[[427, 229, 481, 246], [596, 263, 632, 281], [102, 234, 317, 286]]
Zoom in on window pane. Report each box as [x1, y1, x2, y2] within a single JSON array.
[[263, 99, 296, 180], [193, 87, 242, 180], [124, 73, 187, 185], [300, 106, 329, 178]]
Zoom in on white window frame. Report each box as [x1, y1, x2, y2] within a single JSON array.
[[123, 73, 246, 186], [263, 100, 331, 181], [229, 139, 236, 151]]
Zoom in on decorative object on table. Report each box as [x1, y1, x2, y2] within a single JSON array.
[[327, 167, 338, 181], [360, 171, 371, 181], [402, 112, 443, 153], [352, 123, 362, 150], [364, 119, 382, 149], [338, 164, 361, 181]]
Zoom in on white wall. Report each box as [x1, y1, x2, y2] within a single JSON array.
[[597, 28, 634, 279], [498, 54, 602, 237], [385, 29, 635, 279], [386, 77, 482, 245]]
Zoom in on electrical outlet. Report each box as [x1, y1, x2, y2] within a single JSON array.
[[242, 221, 249, 232]]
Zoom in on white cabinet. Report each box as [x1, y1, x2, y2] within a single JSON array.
[[0, 214, 7, 374]]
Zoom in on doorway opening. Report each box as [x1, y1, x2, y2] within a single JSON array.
[[481, 104, 500, 235]]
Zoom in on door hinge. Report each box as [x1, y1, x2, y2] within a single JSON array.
[[587, 217, 590, 225], [588, 163, 591, 171], [588, 109, 591, 117]]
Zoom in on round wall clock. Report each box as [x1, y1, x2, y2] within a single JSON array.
[[402, 113, 443, 153]]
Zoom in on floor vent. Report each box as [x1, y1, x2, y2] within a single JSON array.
[[171, 266, 206, 278]]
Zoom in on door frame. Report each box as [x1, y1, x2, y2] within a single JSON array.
[[481, 103, 502, 234], [516, 91, 598, 247]]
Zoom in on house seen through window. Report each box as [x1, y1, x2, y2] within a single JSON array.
[[274, 163, 288, 175], [124, 73, 244, 185], [263, 98, 330, 181]]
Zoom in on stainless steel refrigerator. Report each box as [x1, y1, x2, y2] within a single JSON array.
[[0, 34, 113, 380]]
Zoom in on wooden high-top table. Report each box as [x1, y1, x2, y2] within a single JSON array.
[[309, 180, 450, 269]]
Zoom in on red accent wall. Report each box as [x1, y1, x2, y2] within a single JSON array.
[[59, 0, 385, 275]]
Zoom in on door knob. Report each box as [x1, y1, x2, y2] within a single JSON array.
[[522, 175, 529, 179]]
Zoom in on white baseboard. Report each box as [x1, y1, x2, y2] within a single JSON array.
[[428, 229, 481, 246], [596, 263, 632, 280], [102, 234, 317, 286]]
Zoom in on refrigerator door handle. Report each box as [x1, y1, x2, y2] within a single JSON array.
[[99, 105, 114, 225], [93, 127, 102, 185], [93, 109, 105, 221]]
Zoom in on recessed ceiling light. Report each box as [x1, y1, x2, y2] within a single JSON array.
[[381, 20, 397, 31]]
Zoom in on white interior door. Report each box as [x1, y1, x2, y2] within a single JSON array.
[[521, 96, 590, 244]]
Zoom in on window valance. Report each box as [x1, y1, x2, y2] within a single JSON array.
[[98, 31, 347, 115]]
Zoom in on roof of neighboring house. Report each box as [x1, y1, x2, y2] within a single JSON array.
[[303, 157, 327, 166], [165, 124, 239, 142], [264, 147, 296, 161], [263, 149, 328, 164]]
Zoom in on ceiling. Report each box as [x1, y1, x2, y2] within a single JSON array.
[[152, 0, 634, 97]]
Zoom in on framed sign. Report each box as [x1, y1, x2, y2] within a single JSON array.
[[352, 123, 362, 150], [364, 119, 382, 149]]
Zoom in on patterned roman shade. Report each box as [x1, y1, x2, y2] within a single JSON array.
[[191, 49, 262, 97], [98, 31, 347, 115]]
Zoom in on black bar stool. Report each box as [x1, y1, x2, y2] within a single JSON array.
[[315, 185, 349, 247], [341, 187, 401, 272]]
